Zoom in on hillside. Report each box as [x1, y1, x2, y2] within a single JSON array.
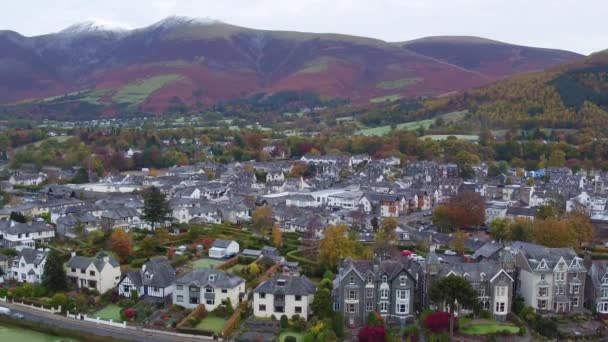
[[415, 50, 608, 131], [0, 16, 584, 118]]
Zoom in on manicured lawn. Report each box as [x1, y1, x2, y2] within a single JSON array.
[[192, 258, 224, 269], [227, 264, 246, 274], [278, 331, 305, 342], [460, 323, 520, 335], [93, 304, 123, 322], [196, 316, 227, 334]]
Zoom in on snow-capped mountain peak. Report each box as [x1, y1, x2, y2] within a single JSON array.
[[60, 19, 133, 35], [148, 16, 220, 30]]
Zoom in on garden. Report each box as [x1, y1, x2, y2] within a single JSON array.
[[92, 304, 123, 321], [459, 319, 520, 335], [191, 257, 224, 269]]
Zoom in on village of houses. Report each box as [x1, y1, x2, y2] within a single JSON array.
[[2, 153, 608, 341]]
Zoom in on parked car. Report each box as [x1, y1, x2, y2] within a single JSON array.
[[0, 306, 11, 315]]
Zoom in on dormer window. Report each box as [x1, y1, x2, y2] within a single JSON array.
[[277, 279, 286, 287], [480, 273, 486, 281], [603, 277, 608, 285], [463, 273, 470, 280], [209, 274, 215, 282], [382, 275, 388, 283], [144, 272, 151, 280]]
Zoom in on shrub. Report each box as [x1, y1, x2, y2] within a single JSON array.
[[280, 314, 289, 329], [124, 308, 137, 319], [50, 293, 68, 308], [423, 311, 455, 333], [303, 333, 315, 342], [290, 314, 307, 333], [479, 309, 492, 319], [518, 326, 526, 336], [533, 316, 558, 338], [285, 336, 297, 342], [367, 311, 384, 326], [358, 325, 386, 342]]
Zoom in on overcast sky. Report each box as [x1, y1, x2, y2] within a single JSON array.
[[2, 0, 606, 55]]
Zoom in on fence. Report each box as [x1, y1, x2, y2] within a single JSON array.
[[66, 311, 127, 328], [3, 297, 62, 314]]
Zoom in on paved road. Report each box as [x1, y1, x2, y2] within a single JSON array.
[[1, 302, 211, 342]]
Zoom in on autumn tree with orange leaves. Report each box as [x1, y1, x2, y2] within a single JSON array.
[[432, 192, 485, 233], [109, 228, 133, 263]]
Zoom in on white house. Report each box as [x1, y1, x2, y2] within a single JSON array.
[[485, 201, 509, 225], [118, 257, 176, 298], [10, 248, 47, 284], [66, 252, 122, 294], [172, 268, 245, 310], [285, 194, 319, 208], [266, 171, 285, 183], [327, 191, 363, 210], [9, 173, 47, 186], [0, 220, 55, 248], [209, 239, 239, 259], [253, 275, 316, 319]]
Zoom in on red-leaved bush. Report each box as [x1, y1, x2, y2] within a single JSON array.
[[358, 325, 386, 342], [423, 311, 456, 333], [124, 309, 137, 319]]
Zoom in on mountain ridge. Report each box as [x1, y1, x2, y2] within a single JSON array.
[[0, 16, 585, 118]]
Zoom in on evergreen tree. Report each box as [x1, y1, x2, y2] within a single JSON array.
[[429, 275, 479, 339], [142, 186, 171, 230], [42, 249, 68, 293], [10, 211, 27, 223], [71, 167, 90, 184]]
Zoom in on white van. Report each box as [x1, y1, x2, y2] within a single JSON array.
[[0, 306, 10, 315]]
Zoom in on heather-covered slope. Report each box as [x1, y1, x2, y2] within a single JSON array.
[[0, 17, 584, 117]]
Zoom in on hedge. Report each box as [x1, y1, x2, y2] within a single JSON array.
[[221, 300, 248, 338], [286, 249, 319, 266], [216, 256, 240, 271]]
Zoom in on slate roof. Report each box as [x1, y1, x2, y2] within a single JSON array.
[[512, 241, 585, 271], [254, 275, 315, 296], [174, 268, 244, 288], [437, 261, 505, 282], [17, 248, 47, 266], [125, 257, 176, 288], [506, 206, 538, 217], [472, 242, 503, 260], [212, 239, 235, 248], [1, 220, 54, 235], [67, 252, 120, 271]]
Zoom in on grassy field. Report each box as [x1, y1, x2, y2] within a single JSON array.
[[460, 323, 519, 335], [278, 331, 305, 342], [192, 258, 224, 269], [113, 74, 183, 105], [93, 304, 123, 322], [196, 316, 226, 334], [422, 134, 479, 141], [376, 78, 421, 90], [357, 119, 435, 136], [370, 94, 403, 103]]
